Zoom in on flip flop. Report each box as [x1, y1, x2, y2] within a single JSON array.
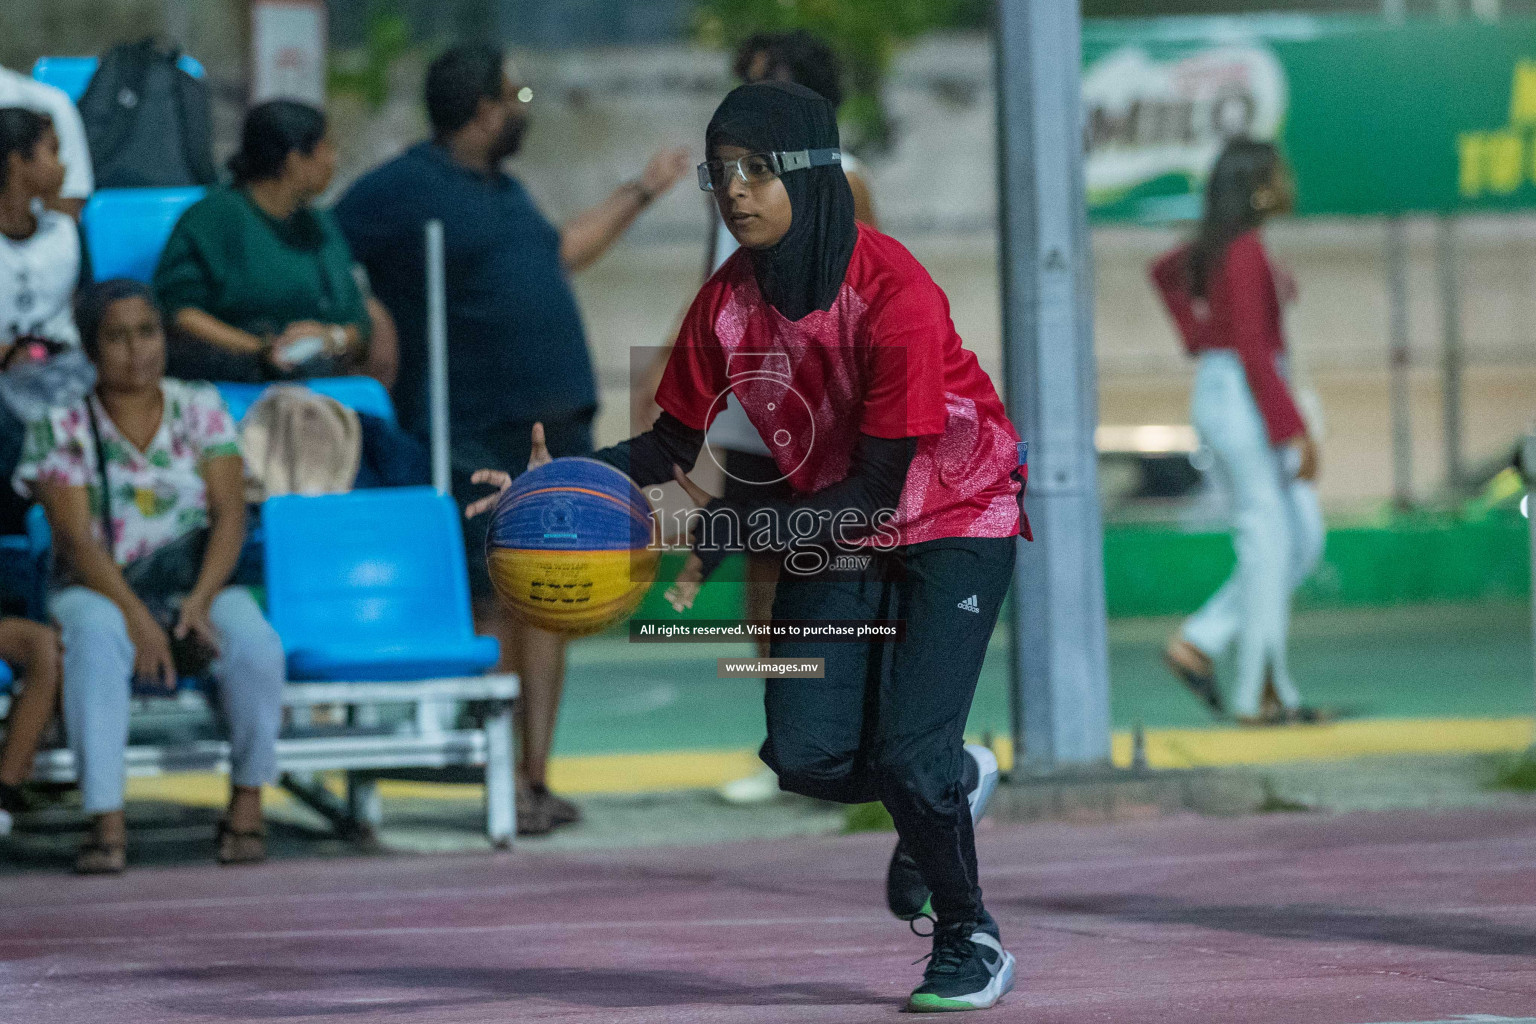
[[216, 819, 267, 866], [74, 840, 126, 875], [1163, 640, 1226, 717]]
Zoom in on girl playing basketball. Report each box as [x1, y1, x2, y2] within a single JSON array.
[[470, 81, 1026, 1011]]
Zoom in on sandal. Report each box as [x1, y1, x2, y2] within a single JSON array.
[[216, 819, 267, 866], [531, 786, 582, 827], [1164, 638, 1225, 717], [516, 792, 554, 837], [74, 840, 127, 875]]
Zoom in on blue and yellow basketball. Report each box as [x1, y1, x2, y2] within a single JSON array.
[[486, 458, 659, 636]]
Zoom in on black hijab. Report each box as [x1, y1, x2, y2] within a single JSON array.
[[706, 81, 857, 322]]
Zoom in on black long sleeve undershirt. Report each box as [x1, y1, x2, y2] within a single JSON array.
[[590, 411, 705, 485], [593, 414, 919, 579], [691, 433, 917, 578]]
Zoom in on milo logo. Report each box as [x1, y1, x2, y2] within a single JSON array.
[[1083, 44, 1287, 214]]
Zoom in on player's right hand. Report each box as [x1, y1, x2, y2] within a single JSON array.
[[527, 422, 551, 470], [464, 470, 512, 520], [463, 424, 551, 519]]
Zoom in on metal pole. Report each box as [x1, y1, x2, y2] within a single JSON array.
[[996, 0, 1111, 772], [162, 0, 192, 45], [425, 219, 450, 497], [1386, 219, 1414, 508], [1525, 432, 1536, 738], [1382, 0, 1413, 509], [1437, 211, 1465, 491], [1433, 0, 1465, 492]]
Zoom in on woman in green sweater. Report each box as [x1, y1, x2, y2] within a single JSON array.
[[154, 100, 387, 384]]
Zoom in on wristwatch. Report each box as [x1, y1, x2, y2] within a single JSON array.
[[326, 325, 348, 356]]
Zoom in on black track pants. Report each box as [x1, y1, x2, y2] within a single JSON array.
[[760, 535, 1015, 926]]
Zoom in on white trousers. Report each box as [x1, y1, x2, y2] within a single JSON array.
[[1181, 351, 1325, 716]]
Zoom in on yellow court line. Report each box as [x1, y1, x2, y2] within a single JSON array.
[[1101, 715, 1535, 771], [124, 717, 1535, 806]]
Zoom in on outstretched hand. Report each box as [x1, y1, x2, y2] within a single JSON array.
[[641, 146, 693, 199], [665, 553, 705, 613], [464, 423, 552, 519], [663, 464, 719, 612], [527, 422, 551, 470], [671, 463, 715, 508]]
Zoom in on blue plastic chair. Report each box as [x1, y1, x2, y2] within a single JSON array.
[[0, 506, 53, 625], [82, 187, 207, 283], [263, 488, 499, 682], [216, 377, 397, 425], [32, 54, 206, 103]]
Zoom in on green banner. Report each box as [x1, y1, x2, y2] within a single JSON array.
[[1082, 15, 1536, 221]]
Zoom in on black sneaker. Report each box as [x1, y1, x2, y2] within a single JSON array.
[[887, 744, 1000, 922], [907, 918, 1016, 1012], [0, 782, 27, 835], [887, 842, 931, 922], [0, 782, 27, 815]]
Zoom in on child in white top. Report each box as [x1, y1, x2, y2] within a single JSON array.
[[0, 107, 82, 348]]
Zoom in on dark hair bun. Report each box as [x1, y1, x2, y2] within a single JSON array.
[[232, 100, 326, 185]]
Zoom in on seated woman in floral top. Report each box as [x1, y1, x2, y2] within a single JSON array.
[[14, 279, 285, 875]]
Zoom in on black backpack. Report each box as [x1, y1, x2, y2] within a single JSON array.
[[78, 38, 216, 189]]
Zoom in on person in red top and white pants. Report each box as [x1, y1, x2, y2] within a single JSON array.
[[1150, 139, 1325, 727]]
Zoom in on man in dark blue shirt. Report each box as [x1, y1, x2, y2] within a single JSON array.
[[334, 44, 689, 836]]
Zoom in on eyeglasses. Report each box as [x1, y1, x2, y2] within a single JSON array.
[[697, 147, 841, 192]]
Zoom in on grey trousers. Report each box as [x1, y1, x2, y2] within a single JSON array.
[[52, 586, 286, 814]]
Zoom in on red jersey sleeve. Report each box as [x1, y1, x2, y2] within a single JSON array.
[[654, 281, 731, 432], [858, 277, 950, 439], [1149, 245, 1201, 355], [1218, 235, 1307, 446]]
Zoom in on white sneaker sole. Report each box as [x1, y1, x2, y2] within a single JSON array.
[[964, 743, 1000, 825], [907, 951, 1016, 1012], [717, 768, 781, 805]]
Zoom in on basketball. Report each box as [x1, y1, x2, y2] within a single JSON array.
[[485, 458, 660, 636]]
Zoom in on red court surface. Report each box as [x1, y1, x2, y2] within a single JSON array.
[[3, 806, 1535, 1023]]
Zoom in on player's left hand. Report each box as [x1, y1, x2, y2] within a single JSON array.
[[665, 552, 704, 612], [672, 464, 716, 507], [666, 465, 721, 612]]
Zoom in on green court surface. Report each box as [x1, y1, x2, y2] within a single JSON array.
[[552, 601, 1535, 758]]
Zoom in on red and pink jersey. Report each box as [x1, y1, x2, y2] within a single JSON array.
[[656, 224, 1022, 546]]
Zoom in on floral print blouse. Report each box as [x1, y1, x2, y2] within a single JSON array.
[[13, 379, 241, 566]]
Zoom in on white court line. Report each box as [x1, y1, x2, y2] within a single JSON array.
[[1351, 1018, 1536, 1024], [23, 836, 1529, 919], [10, 829, 1534, 926], [0, 914, 891, 949], [1, 877, 629, 916], [976, 834, 1536, 880]]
